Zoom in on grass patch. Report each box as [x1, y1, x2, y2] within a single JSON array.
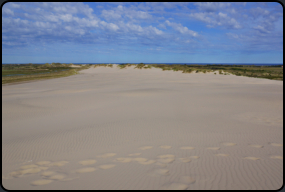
[[2, 63, 91, 85], [149, 64, 283, 81]]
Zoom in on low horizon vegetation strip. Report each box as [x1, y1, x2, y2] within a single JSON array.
[[2, 63, 92, 84], [115, 63, 283, 81], [2, 63, 283, 85]]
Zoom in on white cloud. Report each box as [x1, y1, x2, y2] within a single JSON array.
[[250, 7, 270, 18], [9, 2, 21, 9], [194, 2, 231, 12], [125, 23, 143, 33], [101, 10, 121, 20], [253, 25, 271, 33], [65, 26, 72, 31], [100, 21, 119, 31], [147, 26, 164, 35], [165, 20, 198, 37], [158, 23, 166, 29], [134, 11, 151, 19], [59, 14, 73, 22], [3, 8, 14, 15], [101, 5, 152, 21], [189, 12, 241, 29]]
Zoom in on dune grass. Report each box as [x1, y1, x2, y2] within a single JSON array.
[[93, 64, 113, 68], [2, 63, 92, 85], [6, 63, 281, 85], [149, 64, 283, 81], [114, 63, 283, 80]]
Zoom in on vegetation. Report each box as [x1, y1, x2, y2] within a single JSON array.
[[116, 63, 136, 69], [113, 63, 283, 80], [134, 63, 151, 69], [2, 63, 92, 85], [6, 63, 280, 84], [93, 64, 113, 68], [148, 64, 283, 81]]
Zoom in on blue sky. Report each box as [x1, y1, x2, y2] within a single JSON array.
[[2, 2, 283, 64]]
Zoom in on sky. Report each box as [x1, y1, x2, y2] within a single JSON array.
[[2, 2, 283, 64]]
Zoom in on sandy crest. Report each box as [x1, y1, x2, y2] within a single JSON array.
[[2, 66, 283, 190]]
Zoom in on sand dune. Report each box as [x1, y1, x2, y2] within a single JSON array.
[[2, 66, 283, 190]]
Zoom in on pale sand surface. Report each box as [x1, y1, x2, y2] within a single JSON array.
[[2, 66, 283, 190]]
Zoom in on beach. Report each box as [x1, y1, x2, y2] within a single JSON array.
[[2, 65, 283, 190]]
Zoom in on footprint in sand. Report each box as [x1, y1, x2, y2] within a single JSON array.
[[270, 143, 283, 147], [179, 158, 192, 163], [157, 158, 175, 164], [31, 179, 53, 186], [128, 153, 141, 156], [249, 144, 263, 148], [115, 157, 133, 163], [79, 160, 97, 166], [207, 147, 220, 150], [139, 146, 153, 150], [133, 158, 148, 162], [159, 145, 172, 149], [157, 154, 175, 164], [189, 156, 200, 159], [180, 146, 195, 150], [243, 157, 260, 160], [99, 164, 116, 169], [222, 142, 237, 146], [49, 161, 69, 167], [138, 160, 156, 165], [10, 167, 42, 177], [61, 177, 79, 182], [38, 167, 49, 171], [148, 169, 170, 177], [160, 183, 188, 190], [270, 156, 283, 159], [20, 164, 48, 171], [157, 154, 175, 159], [48, 174, 66, 180], [41, 171, 55, 177], [179, 176, 196, 184], [20, 164, 38, 169], [97, 153, 117, 158], [215, 154, 229, 157], [75, 167, 96, 173]]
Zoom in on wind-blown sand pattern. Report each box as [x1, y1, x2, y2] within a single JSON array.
[[160, 183, 189, 190], [159, 145, 172, 149], [97, 153, 116, 158], [98, 164, 116, 169], [249, 144, 263, 148], [128, 153, 141, 156], [206, 147, 220, 150], [216, 154, 229, 157], [139, 146, 153, 150], [79, 160, 97, 165], [75, 167, 96, 173], [243, 157, 260, 161], [180, 146, 195, 150], [179, 158, 192, 163], [2, 66, 283, 190]]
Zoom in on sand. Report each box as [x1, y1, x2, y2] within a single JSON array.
[[2, 65, 283, 190]]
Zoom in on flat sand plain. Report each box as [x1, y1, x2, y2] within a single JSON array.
[[2, 65, 283, 190]]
